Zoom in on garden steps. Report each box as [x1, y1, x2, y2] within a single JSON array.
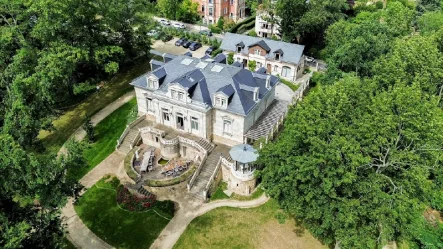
[[188, 150, 222, 200], [197, 138, 215, 153], [118, 129, 139, 154]]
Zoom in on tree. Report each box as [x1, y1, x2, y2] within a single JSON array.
[[0, 134, 87, 248], [157, 0, 180, 20], [227, 52, 234, 65], [248, 60, 257, 72], [216, 16, 224, 30], [277, 0, 348, 44], [417, 11, 443, 35], [83, 115, 95, 142], [323, 2, 414, 76], [177, 0, 199, 23], [416, 0, 441, 13], [258, 76, 443, 248], [258, 0, 279, 37]]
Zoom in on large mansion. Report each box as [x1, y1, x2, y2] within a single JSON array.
[[193, 0, 246, 25], [131, 55, 280, 146], [221, 33, 305, 82]]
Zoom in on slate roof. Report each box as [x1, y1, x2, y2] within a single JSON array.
[[256, 67, 267, 74], [231, 61, 243, 68], [131, 55, 279, 116], [150, 59, 165, 71], [221, 33, 305, 65], [249, 40, 271, 52], [183, 51, 192, 57], [213, 53, 226, 64]]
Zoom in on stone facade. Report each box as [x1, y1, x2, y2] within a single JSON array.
[[221, 160, 256, 195], [255, 13, 280, 38], [193, 0, 246, 25]]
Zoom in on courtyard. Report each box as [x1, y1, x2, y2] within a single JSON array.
[[151, 38, 209, 58]]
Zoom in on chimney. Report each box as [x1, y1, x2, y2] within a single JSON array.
[[266, 74, 271, 89], [253, 87, 259, 102]]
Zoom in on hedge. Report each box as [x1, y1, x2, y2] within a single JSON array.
[[229, 15, 256, 33]]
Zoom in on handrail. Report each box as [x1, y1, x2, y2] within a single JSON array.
[[187, 154, 207, 191], [178, 137, 208, 155], [204, 156, 222, 196], [116, 115, 146, 149], [220, 155, 255, 181]]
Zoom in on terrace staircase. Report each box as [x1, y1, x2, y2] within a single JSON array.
[[188, 146, 225, 201], [117, 121, 148, 154], [197, 138, 215, 153]]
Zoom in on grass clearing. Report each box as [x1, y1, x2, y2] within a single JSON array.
[[74, 176, 174, 249], [39, 57, 152, 154], [173, 199, 327, 249], [68, 98, 137, 181]]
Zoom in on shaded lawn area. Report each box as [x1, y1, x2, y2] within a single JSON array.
[[74, 176, 174, 249], [209, 182, 265, 202], [173, 199, 327, 249], [62, 238, 76, 249], [68, 98, 137, 181], [38, 56, 152, 154]]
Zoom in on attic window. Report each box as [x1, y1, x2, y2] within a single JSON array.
[[148, 79, 157, 89], [237, 46, 242, 53], [275, 53, 280, 60], [215, 97, 227, 107]]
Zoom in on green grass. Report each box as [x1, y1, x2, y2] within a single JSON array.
[[173, 199, 327, 249], [209, 182, 265, 202], [209, 182, 229, 201], [74, 176, 174, 249], [158, 158, 169, 165], [62, 238, 76, 249], [39, 56, 152, 154], [68, 98, 137, 181], [280, 78, 300, 92]]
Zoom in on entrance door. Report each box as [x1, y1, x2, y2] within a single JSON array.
[[176, 114, 184, 130], [242, 59, 248, 68], [266, 63, 271, 73]]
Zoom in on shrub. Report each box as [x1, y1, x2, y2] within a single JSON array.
[[227, 52, 234, 64], [73, 81, 97, 96], [209, 24, 222, 34], [82, 115, 95, 142], [248, 60, 257, 72], [229, 15, 255, 33], [248, 30, 257, 37], [271, 35, 279, 41], [212, 48, 223, 56], [217, 17, 224, 30], [375, 1, 384, 9]]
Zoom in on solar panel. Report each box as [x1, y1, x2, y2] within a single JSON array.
[[211, 65, 224, 73], [181, 58, 193, 65]]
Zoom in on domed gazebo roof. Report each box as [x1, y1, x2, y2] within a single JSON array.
[[229, 144, 258, 164]]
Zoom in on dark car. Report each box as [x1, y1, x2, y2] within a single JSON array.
[[199, 30, 213, 36], [175, 37, 187, 46], [189, 42, 202, 51], [182, 40, 193, 48], [205, 46, 215, 55]]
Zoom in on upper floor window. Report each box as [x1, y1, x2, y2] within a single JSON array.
[[223, 120, 232, 134], [209, 7, 213, 16], [275, 53, 280, 60], [201, 5, 205, 12], [237, 46, 242, 53], [148, 79, 157, 88], [171, 89, 185, 101], [146, 98, 153, 111], [254, 49, 261, 56], [224, 7, 228, 14], [191, 117, 199, 131], [230, 0, 234, 5], [178, 92, 184, 100], [215, 97, 227, 107], [209, 0, 213, 3], [171, 90, 177, 99]]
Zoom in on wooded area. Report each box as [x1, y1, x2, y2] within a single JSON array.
[[259, 1, 443, 248]]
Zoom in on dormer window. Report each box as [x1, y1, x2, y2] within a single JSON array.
[[275, 53, 280, 60], [148, 78, 158, 89], [237, 46, 242, 53], [171, 89, 186, 101], [178, 92, 184, 100], [254, 49, 261, 56], [215, 97, 227, 108]]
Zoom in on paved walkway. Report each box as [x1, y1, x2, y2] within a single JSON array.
[[58, 90, 135, 155]]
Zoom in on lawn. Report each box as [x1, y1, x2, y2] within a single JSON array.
[[173, 199, 327, 249], [38, 56, 152, 154], [68, 98, 137, 181], [209, 182, 265, 202], [280, 78, 300, 92], [74, 176, 174, 249]]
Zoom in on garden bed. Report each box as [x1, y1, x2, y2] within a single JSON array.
[[146, 163, 196, 187]]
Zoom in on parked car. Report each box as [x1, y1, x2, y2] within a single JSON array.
[[189, 42, 202, 51], [182, 40, 193, 48], [159, 19, 170, 26], [305, 56, 315, 63], [172, 22, 185, 29], [147, 30, 159, 37], [175, 37, 187, 46], [199, 30, 213, 36], [205, 46, 215, 55]]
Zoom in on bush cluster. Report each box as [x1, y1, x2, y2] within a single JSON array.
[[116, 185, 156, 212]]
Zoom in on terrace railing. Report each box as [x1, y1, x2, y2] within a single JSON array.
[[116, 115, 146, 149]]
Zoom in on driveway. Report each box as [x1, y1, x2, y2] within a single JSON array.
[[152, 39, 209, 59]]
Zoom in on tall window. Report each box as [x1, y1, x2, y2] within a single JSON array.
[[162, 110, 170, 121], [237, 46, 242, 53], [191, 117, 199, 131], [275, 53, 280, 60], [254, 49, 261, 55], [171, 90, 177, 99], [178, 92, 184, 100], [230, 0, 234, 5], [201, 5, 205, 12], [209, 7, 213, 16], [281, 66, 292, 78], [221, 98, 226, 106], [224, 7, 227, 14], [146, 98, 153, 111], [223, 120, 232, 134], [215, 97, 220, 106]]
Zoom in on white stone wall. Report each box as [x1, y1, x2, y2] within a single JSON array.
[[212, 109, 245, 146], [255, 14, 281, 38], [221, 165, 257, 195]]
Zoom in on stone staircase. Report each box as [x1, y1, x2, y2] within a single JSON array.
[[117, 129, 139, 154], [197, 138, 215, 153], [189, 149, 221, 200]]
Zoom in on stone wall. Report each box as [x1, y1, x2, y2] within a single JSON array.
[[221, 164, 257, 196]]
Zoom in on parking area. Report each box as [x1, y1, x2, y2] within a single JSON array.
[[151, 38, 210, 58]]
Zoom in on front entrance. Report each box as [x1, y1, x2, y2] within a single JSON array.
[[176, 113, 184, 130], [242, 59, 248, 68], [266, 63, 271, 73]]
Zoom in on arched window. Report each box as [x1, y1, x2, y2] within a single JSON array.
[[281, 66, 292, 78]]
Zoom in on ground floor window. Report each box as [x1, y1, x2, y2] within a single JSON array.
[[273, 65, 279, 72], [281, 66, 292, 78], [223, 120, 232, 135], [146, 98, 153, 111], [191, 117, 199, 131], [162, 110, 170, 122]]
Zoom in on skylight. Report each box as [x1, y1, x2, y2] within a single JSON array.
[[195, 62, 208, 69], [211, 65, 224, 73], [181, 58, 193, 65]]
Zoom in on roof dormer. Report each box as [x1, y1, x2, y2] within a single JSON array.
[[236, 41, 245, 53], [214, 91, 230, 109], [147, 75, 159, 90], [273, 49, 284, 61]]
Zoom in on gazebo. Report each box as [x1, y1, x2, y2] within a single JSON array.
[[221, 144, 259, 196]]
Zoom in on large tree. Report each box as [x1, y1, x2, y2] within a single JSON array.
[[258, 76, 443, 248]]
